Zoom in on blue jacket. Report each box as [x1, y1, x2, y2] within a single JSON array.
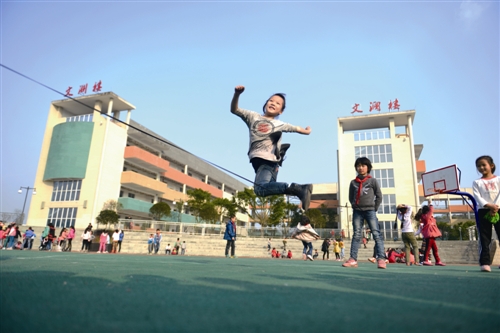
[[24, 230, 36, 239], [223, 220, 236, 241], [119, 232, 124, 241]]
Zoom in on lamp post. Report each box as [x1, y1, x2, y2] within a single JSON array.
[[18, 186, 36, 225]]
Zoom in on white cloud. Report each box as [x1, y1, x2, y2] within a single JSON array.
[[459, 0, 487, 24]]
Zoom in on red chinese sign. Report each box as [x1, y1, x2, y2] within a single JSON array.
[[65, 80, 102, 97], [351, 98, 401, 114], [351, 103, 363, 114]]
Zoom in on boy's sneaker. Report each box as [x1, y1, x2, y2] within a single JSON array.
[[225, 255, 229, 258], [307, 254, 314, 261], [377, 259, 387, 269], [435, 262, 446, 266], [422, 261, 433, 266], [342, 258, 358, 268], [286, 183, 313, 210], [368, 257, 376, 263], [480, 265, 491, 272]]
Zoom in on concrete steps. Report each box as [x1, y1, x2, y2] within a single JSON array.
[[25, 226, 499, 265]]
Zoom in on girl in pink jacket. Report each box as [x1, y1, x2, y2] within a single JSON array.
[[99, 231, 108, 253], [415, 198, 446, 266]]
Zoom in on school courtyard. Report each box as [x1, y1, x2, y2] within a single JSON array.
[[1, 251, 499, 333]]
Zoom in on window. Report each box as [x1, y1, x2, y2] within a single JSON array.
[[353, 129, 390, 141], [119, 191, 124, 198], [372, 169, 395, 188], [378, 194, 396, 215], [128, 193, 135, 199], [379, 221, 398, 240], [355, 144, 393, 163], [47, 207, 77, 228], [66, 114, 93, 122], [51, 180, 82, 202]]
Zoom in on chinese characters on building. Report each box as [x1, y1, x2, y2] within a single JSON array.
[[65, 80, 102, 97], [351, 98, 400, 114]]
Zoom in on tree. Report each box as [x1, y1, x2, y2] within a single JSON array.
[[234, 188, 287, 233], [438, 221, 476, 240], [102, 199, 123, 212], [96, 210, 119, 230], [186, 188, 217, 223], [213, 197, 239, 222], [149, 202, 171, 221], [305, 208, 326, 229]]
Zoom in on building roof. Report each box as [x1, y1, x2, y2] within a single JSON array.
[[338, 110, 416, 131], [52, 92, 136, 116]]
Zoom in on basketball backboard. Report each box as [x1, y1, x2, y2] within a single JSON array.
[[422, 164, 460, 196]]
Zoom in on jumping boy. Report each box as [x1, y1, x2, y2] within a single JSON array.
[[230, 85, 313, 210]]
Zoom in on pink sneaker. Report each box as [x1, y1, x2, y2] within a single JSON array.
[[435, 262, 446, 266], [368, 257, 376, 263], [481, 265, 491, 272], [342, 258, 358, 268], [377, 259, 387, 269], [423, 261, 433, 266]]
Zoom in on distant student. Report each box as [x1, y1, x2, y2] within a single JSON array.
[[181, 241, 187, 255], [415, 198, 446, 267], [165, 243, 171, 255], [99, 231, 108, 253], [473, 155, 500, 272], [321, 238, 330, 260], [343, 157, 387, 269], [287, 250, 293, 259], [290, 215, 320, 261], [312, 249, 319, 259], [147, 234, 154, 255], [267, 238, 272, 252], [271, 247, 277, 258], [174, 238, 181, 254], [396, 204, 421, 266], [230, 85, 313, 210], [153, 230, 162, 254]]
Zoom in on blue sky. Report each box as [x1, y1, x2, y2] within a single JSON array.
[[1, 0, 498, 216]]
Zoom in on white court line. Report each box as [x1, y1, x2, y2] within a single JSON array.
[[16, 256, 59, 260]]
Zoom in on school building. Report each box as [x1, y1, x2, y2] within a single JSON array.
[[335, 110, 474, 239], [26, 92, 249, 229]]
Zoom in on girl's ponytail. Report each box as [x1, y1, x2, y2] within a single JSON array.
[[414, 208, 423, 221]]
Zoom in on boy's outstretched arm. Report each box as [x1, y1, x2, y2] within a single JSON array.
[[230, 85, 245, 114], [296, 126, 312, 135]]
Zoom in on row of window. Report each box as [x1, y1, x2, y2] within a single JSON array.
[[66, 114, 93, 122], [47, 207, 77, 228], [355, 144, 393, 163], [51, 180, 82, 202], [354, 129, 391, 141]]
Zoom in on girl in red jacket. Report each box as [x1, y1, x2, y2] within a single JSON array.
[[415, 198, 446, 266]]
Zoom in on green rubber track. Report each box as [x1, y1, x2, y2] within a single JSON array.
[[1, 251, 499, 333]]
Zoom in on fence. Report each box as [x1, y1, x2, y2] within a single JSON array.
[[112, 219, 342, 239]]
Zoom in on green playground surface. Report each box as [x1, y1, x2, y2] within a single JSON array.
[[1, 251, 499, 333]]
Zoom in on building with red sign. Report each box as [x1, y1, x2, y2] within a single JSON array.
[[26, 92, 248, 228]]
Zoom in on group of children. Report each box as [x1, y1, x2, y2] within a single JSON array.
[[270, 247, 293, 259], [230, 86, 499, 272], [147, 231, 186, 255], [96, 229, 124, 253]]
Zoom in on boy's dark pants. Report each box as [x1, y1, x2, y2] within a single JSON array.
[[225, 240, 235, 256]]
